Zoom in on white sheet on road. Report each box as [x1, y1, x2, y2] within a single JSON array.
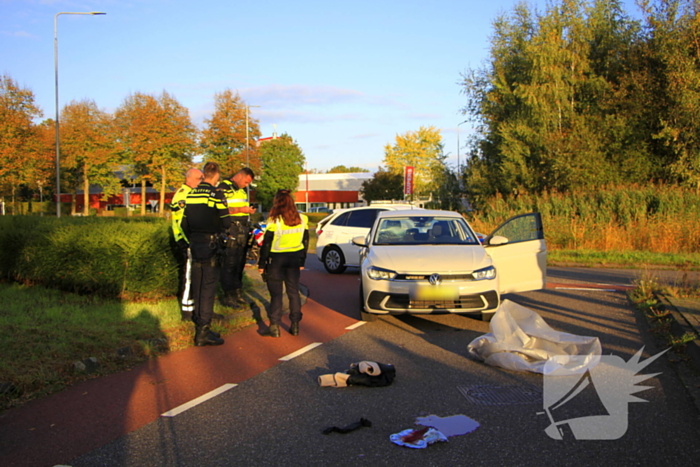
[[468, 299, 601, 374]]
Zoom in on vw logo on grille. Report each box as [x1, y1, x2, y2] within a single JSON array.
[[429, 273, 442, 285]]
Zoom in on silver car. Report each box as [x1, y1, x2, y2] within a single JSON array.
[[354, 210, 547, 322]]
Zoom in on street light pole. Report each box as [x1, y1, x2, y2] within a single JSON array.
[[457, 119, 468, 176], [54, 11, 106, 218], [245, 104, 260, 197]]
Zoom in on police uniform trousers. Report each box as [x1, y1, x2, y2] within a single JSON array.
[[265, 251, 303, 326], [220, 221, 249, 293], [173, 241, 194, 314], [189, 233, 220, 327]]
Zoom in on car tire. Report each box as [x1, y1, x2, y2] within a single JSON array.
[[481, 312, 495, 322], [359, 282, 377, 322], [322, 246, 347, 274]]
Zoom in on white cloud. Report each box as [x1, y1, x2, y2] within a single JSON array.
[[239, 83, 403, 110]]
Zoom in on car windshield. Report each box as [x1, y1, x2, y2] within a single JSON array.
[[372, 216, 480, 245]]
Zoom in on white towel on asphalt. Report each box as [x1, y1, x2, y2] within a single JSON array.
[[467, 299, 601, 374]]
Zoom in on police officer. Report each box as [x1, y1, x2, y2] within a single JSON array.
[[218, 167, 256, 307], [257, 190, 309, 337], [181, 162, 231, 346], [170, 168, 203, 320]]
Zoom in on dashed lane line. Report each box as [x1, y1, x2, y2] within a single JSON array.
[[161, 383, 238, 417], [279, 342, 323, 361], [161, 328, 362, 418], [345, 321, 367, 330]]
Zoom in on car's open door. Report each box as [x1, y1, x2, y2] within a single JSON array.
[[483, 212, 547, 294]]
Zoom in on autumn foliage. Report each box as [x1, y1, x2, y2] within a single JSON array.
[[200, 89, 262, 177], [0, 75, 48, 206], [0, 78, 265, 216], [114, 91, 197, 215]]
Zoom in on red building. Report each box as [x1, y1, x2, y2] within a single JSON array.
[[293, 172, 374, 211]]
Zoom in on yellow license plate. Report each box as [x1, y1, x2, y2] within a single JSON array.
[[412, 284, 459, 301]]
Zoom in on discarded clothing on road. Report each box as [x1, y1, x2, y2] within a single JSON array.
[[415, 414, 480, 437], [467, 299, 601, 374], [390, 427, 448, 449], [318, 361, 396, 387], [322, 417, 372, 435]]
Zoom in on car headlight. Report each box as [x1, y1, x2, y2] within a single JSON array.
[[367, 266, 397, 281], [472, 266, 496, 281]]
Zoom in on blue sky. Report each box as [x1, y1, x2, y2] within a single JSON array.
[[2, 0, 642, 173]]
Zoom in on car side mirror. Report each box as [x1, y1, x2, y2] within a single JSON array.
[[487, 235, 509, 246], [352, 236, 368, 247]]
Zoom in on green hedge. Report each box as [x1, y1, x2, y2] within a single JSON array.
[[0, 216, 178, 300]]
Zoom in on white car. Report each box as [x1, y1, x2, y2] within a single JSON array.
[[353, 210, 547, 322], [315, 204, 422, 273]]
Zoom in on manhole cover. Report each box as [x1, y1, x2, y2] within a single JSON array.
[[458, 384, 542, 405]]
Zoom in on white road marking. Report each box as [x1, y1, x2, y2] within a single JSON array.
[[279, 342, 323, 361], [345, 321, 367, 330], [161, 383, 237, 417], [555, 287, 619, 292]]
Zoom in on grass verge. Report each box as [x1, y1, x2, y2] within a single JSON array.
[[0, 275, 263, 411], [549, 249, 700, 270]]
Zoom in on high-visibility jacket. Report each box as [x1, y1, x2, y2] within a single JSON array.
[[219, 179, 249, 218], [258, 214, 309, 269], [267, 214, 309, 253], [170, 184, 192, 243]]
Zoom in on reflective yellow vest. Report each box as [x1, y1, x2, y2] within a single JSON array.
[[267, 214, 308, 253], [221, 179, 249, 218], [170, 184, 192, 242]]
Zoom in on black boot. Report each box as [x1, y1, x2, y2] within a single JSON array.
[[289, 322, 300, 336], [195, 325, 224, 346], [233, 289, 247, 304], [221, 292, 236, 308], [260, 323, 280, 338]]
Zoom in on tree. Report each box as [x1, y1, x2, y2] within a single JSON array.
[[327, 165, 369, 173], [0, 74, 43, 212], [428, 165, 466, 212], [382, 126, 447, 199], [639, 0, 700, 193], [114, 91, 196, 215], [460, 0, 649, 203], [26, 119, 56, 210], [256, 134, 305, 209], [60, 99, 120, 215], [359, 167, 404, 204], [200, 89, 261, 177]]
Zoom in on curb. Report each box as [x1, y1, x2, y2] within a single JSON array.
[[657, 294, 700, 372], [655, 294, 700, 417]]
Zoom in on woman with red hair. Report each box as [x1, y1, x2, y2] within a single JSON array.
[[257, 190, 309, 337]]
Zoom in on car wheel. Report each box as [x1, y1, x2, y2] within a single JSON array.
[[322, 246, 347, 274]]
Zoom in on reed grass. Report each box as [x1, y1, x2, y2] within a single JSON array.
[[467, 185, 700, 262]]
